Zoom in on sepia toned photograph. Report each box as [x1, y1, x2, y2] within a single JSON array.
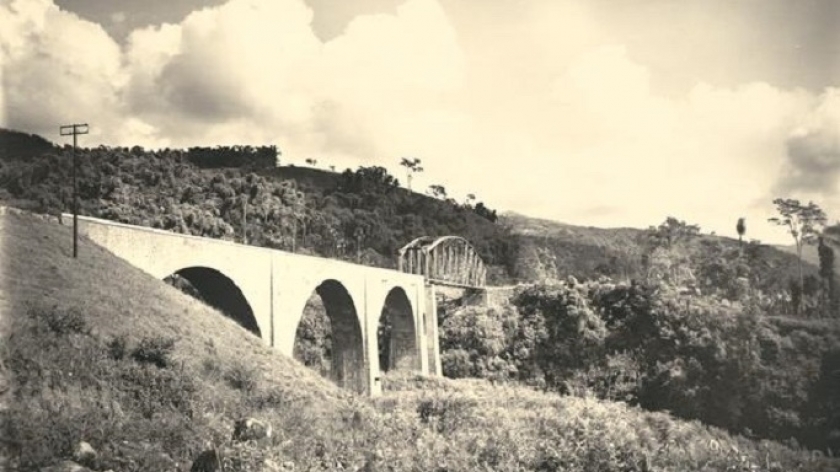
[[1, 0, 839, 470]]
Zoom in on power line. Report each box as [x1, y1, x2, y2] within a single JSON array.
[[60, 123, 89, 258]]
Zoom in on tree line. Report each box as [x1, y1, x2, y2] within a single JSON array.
[[0, 138, 517, 280]]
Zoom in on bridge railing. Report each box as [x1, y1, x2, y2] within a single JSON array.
[[398, 236, 486, 289]]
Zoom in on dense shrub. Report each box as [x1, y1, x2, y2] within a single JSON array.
[[225, 360, 259, 392], [107, 335, 128, 360], [416, 394, 477, 435], [439, 305, 517, 382], [441, 279, 840, 453], [510, 281, 608, 389], [33, 306, 89, 336], [118, 364, 197, 419], [130, 336, 176, 368]]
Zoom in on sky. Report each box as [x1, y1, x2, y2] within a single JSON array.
[[2, 0, 840, 244]]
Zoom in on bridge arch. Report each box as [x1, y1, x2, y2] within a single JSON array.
[[378, 286, 420, 373], [293, 279, 367, 394], [165, 266, 261, 337], [398, 236, 487, 288]]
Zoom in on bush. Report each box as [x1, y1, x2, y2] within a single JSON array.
[[416, 394, 477, 435], [225, 361, 259, 392], [118, 363, 197, 419], [33, 306, 89, 336], [130, 336, 176, 368], [565, 351, 643, 403], [107, 335, 128, 360], [248, 387, 287, 410]]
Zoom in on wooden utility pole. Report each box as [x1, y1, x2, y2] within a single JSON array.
[[60, 123, 89, 258], [242, 195, 247, 244]]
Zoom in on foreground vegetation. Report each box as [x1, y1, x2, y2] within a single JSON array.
[[3, 212, 838, 471], [440, 279, 840, 454]]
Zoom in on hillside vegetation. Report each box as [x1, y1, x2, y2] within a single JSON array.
[[0, 128, 517, 282], [0, 128, 813, 292], [2, 211, 839, 472], [3, 128, 840, 469], [439, 279, 840, 453], [503, 212, 811, 295]]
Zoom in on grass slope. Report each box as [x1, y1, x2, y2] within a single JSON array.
[[502, 211, 812, 285], [1, 211, 838, 471], [0, 211, 356, 471]]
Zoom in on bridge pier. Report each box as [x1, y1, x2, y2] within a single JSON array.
[[425, 284, 442, 376], [363, 279, 382, 397]]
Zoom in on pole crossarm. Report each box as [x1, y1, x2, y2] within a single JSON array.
[[59, 123, 89, 259], [60, 123, 89, 136]]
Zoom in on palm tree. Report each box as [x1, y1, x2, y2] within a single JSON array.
[[736, 217, 746, 246], [400, 157, 423, 190]]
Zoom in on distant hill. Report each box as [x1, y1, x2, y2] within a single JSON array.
[[501, 211, 814, 295], [259, 165, 343, 192], [776, 242, 821, 268], [501, 211, 644, 280], [0, 128, 56, 160]]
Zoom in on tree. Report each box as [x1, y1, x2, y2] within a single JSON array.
[[646, 217, 700, 251], [818, 236, 836, 316], [737, 217, 746, 245], [428, 184, 447, 200], [339, 166, 399, 197], [473, 201, 498, 223], [641, 217, 699, 283], [818, 223, 840, 317], [400, 157, 423, 190], [768, 198, 827, 312]]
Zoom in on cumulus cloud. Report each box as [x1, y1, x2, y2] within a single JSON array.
[[0, 0, 125, 139], [500, 44, 818, 240], [774, 89, 840, 196], [2, 0, 462, 157], [0, 0, 835, 242]]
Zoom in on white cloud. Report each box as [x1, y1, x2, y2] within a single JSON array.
[[775, 89, 840, 197], [2, 0, 838, 244], [0, 0, 125, 139]]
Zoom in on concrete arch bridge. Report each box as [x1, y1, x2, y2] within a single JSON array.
[[64, 215, 487, 396]]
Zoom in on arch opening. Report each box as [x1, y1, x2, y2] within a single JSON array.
[[293, 280, 366, 394], [378, 287, 420, 373], [164, 267, 261, 337]]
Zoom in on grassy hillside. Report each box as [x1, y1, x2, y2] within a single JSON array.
[[0, 210, 356, 470], [502, 211, 813, 293], [777, 243, 822, 271], [502, 212, 645, 281], [2, 211, 838, 471], [260, 165, 343, 193]]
